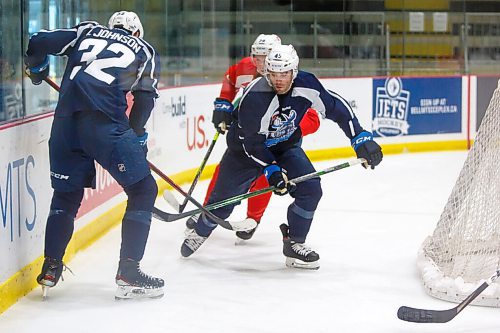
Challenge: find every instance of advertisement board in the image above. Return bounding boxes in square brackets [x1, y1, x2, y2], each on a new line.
[302, 77, 374, 152]
[0, 115, 52, 282]
[372, 76, 462, 137]
[147, 84, 225, 176]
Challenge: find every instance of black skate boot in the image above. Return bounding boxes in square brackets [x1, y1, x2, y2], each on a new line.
[181, 227, 208, 257]
[235, 218, 259, 241]
[37, 257, 64, 287]
[185, 214, 200, 234]
[115, 259, 165, 300]
[37, 257, 71, 299]
[280, 224, 320, 270]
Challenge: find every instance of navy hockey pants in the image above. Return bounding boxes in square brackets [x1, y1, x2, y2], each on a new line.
[49, 111, 150, 191]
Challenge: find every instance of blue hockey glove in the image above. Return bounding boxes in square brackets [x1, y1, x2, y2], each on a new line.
[351, 131, 383, 170]
[263, 164, 296, 196]
[25, 56, 49, 85]
[137, 132, 148, 156]
[212, 98, 234, 134]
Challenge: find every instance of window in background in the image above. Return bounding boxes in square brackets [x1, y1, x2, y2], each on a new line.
[23, 0, 55, 118]
[0, 0, 23, 123]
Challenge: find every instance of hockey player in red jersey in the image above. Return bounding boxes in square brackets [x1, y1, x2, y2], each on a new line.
[218, 34, 280, 103]
[191, 34, 320, 241]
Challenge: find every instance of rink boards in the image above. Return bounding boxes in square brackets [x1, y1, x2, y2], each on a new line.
[0, 74, 495, 313]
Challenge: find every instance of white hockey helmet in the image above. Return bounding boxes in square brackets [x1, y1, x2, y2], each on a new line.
[251, 34, 281, 56]
[108, 11, 144, 38]
[265, 44, 299, 80]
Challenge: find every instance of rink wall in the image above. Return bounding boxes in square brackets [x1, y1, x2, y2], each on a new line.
[0, 74, 487, 313]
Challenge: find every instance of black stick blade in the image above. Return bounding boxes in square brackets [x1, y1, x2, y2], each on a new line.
[397, 306, 456, 323]
[152, 207, 177, 222]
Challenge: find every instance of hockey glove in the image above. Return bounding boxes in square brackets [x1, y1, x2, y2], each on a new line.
[263, 164, 296, 196]
[212, 98, 234, 134]
[351, 131, 383, 169]
[25, 56, 49, 85]
[137, 132, 148, 157]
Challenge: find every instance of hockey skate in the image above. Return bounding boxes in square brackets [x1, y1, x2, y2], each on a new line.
[37, 257, 71, 300]
[115, 259, 164, 300]
[184, 213, 200, 235]
[181, 227, 208, 257]
[280, 224, 320, 270]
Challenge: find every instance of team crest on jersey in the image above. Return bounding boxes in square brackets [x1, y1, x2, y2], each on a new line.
[265, 108, 297, 147]
[374, 77, 410, 137]
[118, 163, 126, 172]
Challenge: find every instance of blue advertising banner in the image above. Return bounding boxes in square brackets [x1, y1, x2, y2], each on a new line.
[372, 77, 462, 137]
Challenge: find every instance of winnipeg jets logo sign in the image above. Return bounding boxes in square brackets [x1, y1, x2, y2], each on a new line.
[374, 77, 410, 137]
[265, 107, 297, 147]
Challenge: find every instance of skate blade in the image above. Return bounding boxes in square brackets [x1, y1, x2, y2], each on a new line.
[39, 279, 56, 301]
[285, 257, 320, 270]
[41, 285, 50, 301]
[115, 285, 164, 300]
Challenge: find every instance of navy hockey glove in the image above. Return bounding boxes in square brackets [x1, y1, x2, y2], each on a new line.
[351, 131, 383, 170]
[137, 132, 148, 157]
[212, 98, 234, 134]
[263, 164, 296, 196]
[25, 56, 49, 85]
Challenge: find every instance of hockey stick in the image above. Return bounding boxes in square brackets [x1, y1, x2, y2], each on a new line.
[43, 75, 61, 91]
[153, 157, 366, 222]
[162, 131, 219, 212]
[40, 77, 254, 232]
[148, 162, 255, 231]
[397, 270, 500, 323]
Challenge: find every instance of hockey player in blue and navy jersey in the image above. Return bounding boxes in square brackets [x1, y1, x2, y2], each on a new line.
[25, 11, 164, 299]
[181, 44, 383, 269]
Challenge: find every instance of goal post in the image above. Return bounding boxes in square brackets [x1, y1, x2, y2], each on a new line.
[417, 80, 500, 307]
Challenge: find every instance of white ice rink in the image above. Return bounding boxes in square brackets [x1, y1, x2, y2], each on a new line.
[1, 151, 499, 333]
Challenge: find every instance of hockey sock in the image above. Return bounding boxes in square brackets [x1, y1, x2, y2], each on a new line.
[44, 190, 83, 260]
[287, 203, 315, 243]
[120, 213, 151, 261]
[246, 175, 272, 222]
[194, 214, 218, 237]
[121, 175, 157, 261]
[203, 164, 221, 205]
[45, 210, 75, 260]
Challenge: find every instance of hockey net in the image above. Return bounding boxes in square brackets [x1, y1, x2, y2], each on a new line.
[417, 80, 500, 307]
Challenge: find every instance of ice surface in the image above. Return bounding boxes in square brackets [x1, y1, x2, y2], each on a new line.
[1, 151, 499, 333]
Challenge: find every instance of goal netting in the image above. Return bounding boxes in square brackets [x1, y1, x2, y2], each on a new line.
[417, 80, 500, 307]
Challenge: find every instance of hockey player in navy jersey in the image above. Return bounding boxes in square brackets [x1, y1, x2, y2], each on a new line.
[188, 34, 320, 242]
[25, 11, 164, 299]
[181, 44, 383, 269]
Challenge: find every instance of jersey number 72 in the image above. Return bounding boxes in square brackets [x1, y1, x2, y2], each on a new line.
[69, 38, 135, 84]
